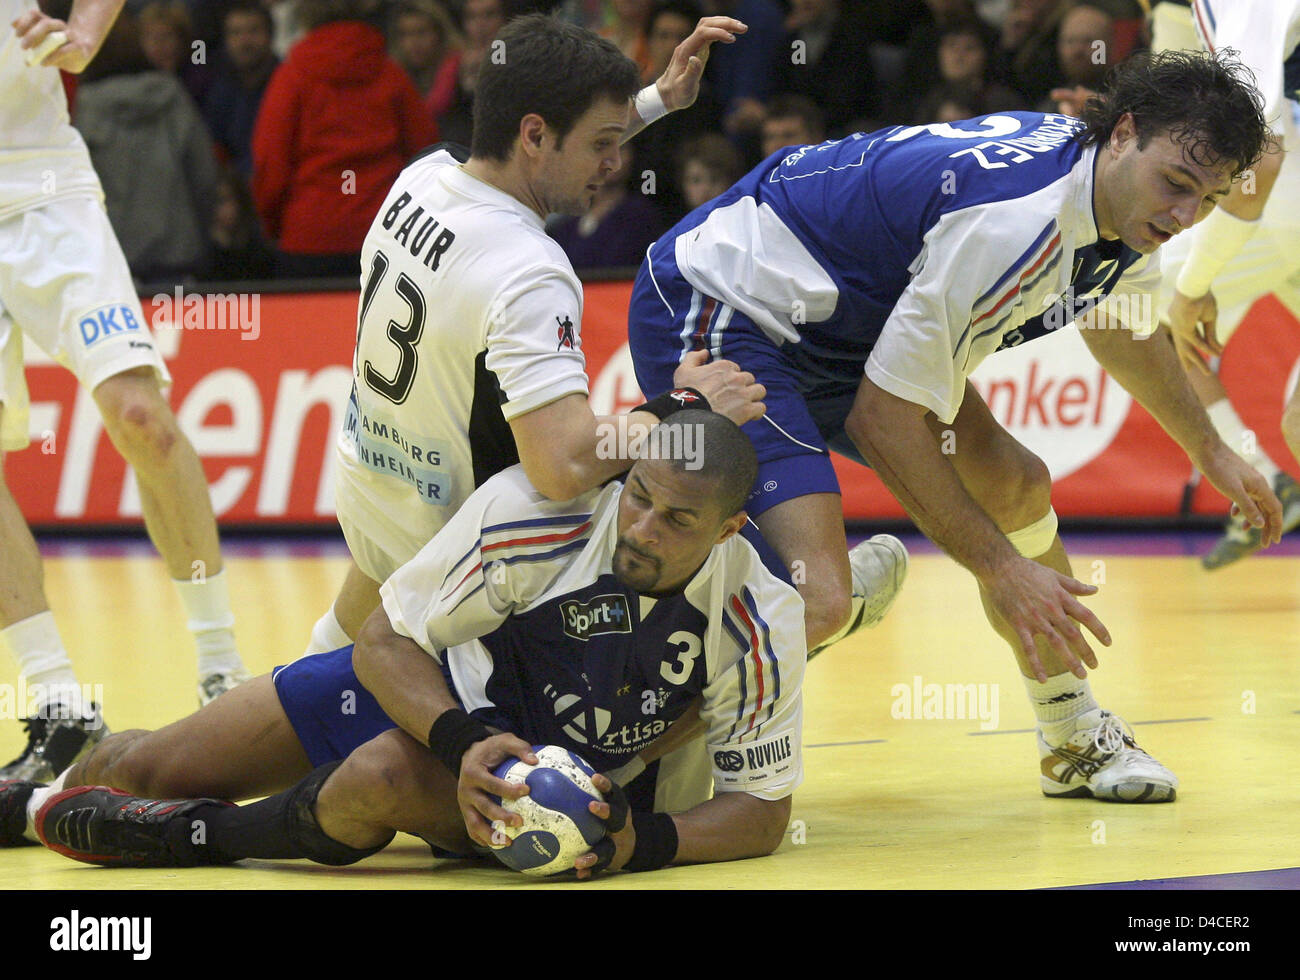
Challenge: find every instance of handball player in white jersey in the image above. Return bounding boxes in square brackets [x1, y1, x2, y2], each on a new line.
[1154, 0, 1300, 567]
[301, 13, 904, 664]
[0, 0, 249, 783]
[1057, 1, 1300, 567]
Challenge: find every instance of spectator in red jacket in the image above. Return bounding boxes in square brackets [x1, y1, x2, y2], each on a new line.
[252, 0, 439, 278]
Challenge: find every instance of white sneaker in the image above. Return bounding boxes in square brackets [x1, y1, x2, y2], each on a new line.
[1039, 709, 1178, 802]
[809, 534, 909, 658]
[198, 668, 252, 707]
[850, 534, 909, 629]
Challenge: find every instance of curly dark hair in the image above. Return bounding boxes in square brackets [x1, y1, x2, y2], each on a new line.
[1074, 48, 1270, 177]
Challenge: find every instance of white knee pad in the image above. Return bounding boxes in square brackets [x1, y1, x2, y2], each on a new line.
[1005, 508, 1059, 558]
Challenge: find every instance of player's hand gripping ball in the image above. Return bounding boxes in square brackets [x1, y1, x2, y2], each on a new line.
[488, 744, 606, 876]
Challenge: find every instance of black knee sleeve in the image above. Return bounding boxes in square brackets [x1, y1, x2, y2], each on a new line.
[283, 760, 396, 867]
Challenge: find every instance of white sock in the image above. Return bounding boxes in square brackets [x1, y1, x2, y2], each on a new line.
[172, 569, 244, 677]
[1024, 673, 1098, 746]
[1207, 398, 1282, 483]
[302, 605, 353, 657]
[24, 768, 70, 843]
[2, 612, 82, 715]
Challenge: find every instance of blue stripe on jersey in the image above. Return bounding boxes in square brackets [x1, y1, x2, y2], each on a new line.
[448, 579, 485, 615]
[954, 224, 1059, 358]
[969, 247, 1063, 347]
[442, 514, 595, 590]
[972, 219, 1057, 311]
[488, 537, 590, 567]
[442, 535, 592, 607]
[721, 610, 749, 657]
[481, 513, 593, 536]
[741, 586, 782, 731]
[728, 644, 749, 743]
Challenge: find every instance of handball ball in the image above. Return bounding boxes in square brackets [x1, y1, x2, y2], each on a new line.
[489, 744, 606, 876]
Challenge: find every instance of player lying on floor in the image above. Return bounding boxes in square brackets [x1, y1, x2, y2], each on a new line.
[0, 413, 810, 876]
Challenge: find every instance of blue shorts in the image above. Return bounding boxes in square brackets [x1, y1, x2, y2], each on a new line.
[628, 244, 865, 520]
[273, 646, 517, 769]
[272, 646, 398, 768]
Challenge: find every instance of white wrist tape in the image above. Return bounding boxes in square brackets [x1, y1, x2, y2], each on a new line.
[1006, 508, 1059, 559]
[1174, 206, 1260, 298]
[634, 83, 668, 126]
[24, 29, 67, 67]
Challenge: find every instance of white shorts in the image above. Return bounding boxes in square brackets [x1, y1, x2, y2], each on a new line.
[334, 459, 446, 585]
[1156, 163, 1300, 346]
[0, 195, 169, 452]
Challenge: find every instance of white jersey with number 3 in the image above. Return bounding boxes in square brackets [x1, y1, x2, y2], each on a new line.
[336, 148, 590, 581]
[380, 465, 806, 813]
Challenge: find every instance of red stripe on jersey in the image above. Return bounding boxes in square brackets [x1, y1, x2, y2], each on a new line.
[970, 231, 1061, 328]
[731, 594, 765, 731]
[694, 295, 716, 350]
[481, 521, 593, 554]
[1192, 1, 1215, 52]
[448, 521, 594, 597]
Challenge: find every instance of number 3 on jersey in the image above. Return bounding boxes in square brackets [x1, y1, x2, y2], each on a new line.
[662, 630, 702, 684]
[357, 249, 426, 404]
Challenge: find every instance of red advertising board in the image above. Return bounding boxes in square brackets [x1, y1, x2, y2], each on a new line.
[10, 283, 1299, 526]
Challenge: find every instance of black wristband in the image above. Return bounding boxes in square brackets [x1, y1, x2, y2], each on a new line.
[625, 811, 678, 873]
[634, 387, 711, 421]
[426, 709, 493, 775]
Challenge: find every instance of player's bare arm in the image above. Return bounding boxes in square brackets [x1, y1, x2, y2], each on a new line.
[510, 351, 764, 500]
[1080, 312, 1283, 543]
[351, 609, 536, 845]
[573, 777, 790, 879]
[846, 377, 1110, 682]
[623, 15, 746, 142]
[12, 0, 125, 72]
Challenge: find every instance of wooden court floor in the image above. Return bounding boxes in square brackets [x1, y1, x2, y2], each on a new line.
[4, 539, 1298, 891]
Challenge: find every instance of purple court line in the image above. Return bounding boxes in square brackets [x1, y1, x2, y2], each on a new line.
[36, 529, 1300, 560]
[1050, 867, 1300, 890]
[968, 717, 1211, 736]
[805, 739, 887, 748]
[38, 536, 351, 559]
[847, 530, 1300, 558]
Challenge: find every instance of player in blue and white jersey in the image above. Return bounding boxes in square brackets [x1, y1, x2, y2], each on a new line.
[5, 412, 804, 875]
[628, 49, 1282, 802]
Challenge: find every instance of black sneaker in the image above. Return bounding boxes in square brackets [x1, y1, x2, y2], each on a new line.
[0, 779, 45, 847]
[0, 705, 109, 782]
[36, 786, 237, 867]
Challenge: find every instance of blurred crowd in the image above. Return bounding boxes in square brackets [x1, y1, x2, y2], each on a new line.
[50, 0, 1148, 283]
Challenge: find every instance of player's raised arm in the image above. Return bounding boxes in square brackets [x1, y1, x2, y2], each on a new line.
[12, 0, 125, 72]
[623, 15, 747, 142]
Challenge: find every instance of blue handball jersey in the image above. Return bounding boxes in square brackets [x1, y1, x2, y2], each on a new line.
[379, 465, 806, 815]
[647, 112, 1162, 423]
